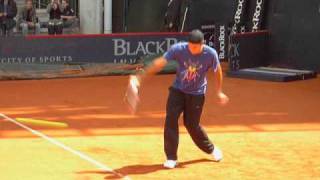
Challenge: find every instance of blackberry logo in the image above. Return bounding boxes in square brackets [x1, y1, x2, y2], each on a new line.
[252, 0, 263, 32]
[218, 26, 225, 59]
[113, 38, 178, 56]
[232, 0, 245, 34]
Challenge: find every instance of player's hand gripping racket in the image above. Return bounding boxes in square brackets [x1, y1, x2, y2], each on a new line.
[124, 75, 140, 114]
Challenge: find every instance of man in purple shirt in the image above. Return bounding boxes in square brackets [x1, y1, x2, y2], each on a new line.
[136, 29, 229, 169]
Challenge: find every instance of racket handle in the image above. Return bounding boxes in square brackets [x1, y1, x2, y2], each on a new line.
[130, 75, 140, 88]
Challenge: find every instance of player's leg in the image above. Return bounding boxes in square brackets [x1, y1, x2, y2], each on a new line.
[164, 87, 184, 163]
[183, 94, 222, 161]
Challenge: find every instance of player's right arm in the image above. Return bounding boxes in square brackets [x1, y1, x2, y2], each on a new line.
[136, 56, 168, 85]
[137, 43, 179, 85]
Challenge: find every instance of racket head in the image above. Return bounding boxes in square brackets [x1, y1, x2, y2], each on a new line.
[124, 75, 140, 114]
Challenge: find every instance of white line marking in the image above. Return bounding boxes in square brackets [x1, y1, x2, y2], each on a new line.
[0, 113, 130, 180]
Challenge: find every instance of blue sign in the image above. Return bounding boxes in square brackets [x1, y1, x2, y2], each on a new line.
[0, 33, 188, 65]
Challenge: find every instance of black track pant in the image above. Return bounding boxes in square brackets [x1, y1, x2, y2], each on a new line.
[164, 87, 214, 160]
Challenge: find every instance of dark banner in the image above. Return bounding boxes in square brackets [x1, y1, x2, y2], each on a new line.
[248, 0, 267, 32]
[229, 31, 269, 71]
[268, 0, 320, 72]
[0, 33, 188, 65]
[232, 0, 249, 34]
[201, 23, 228, 62]
[201, 23, 215, 48]
[214, 23, 228, 61]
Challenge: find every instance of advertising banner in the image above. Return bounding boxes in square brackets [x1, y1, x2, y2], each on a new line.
[0, 33, 188, 65]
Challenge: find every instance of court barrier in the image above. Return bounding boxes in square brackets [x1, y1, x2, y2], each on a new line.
[0, 33, 187, 80]
[227, 31, 317, 82]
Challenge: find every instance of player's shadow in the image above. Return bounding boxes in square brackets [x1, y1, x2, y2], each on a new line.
[77, 158, 213, 179]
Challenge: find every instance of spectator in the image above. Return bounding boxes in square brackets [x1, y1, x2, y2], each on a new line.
[19, 0, 40, 35]
[47, 0, 63, 35]
[0, 0, 17, 36]
[61, 0, 76, 30]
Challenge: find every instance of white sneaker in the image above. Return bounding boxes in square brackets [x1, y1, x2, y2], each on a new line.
[163, 160, 177, 169]
[212, 147, 223, 162]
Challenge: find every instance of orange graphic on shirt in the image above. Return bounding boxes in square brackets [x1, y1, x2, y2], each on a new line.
[182, 60, 203, 82]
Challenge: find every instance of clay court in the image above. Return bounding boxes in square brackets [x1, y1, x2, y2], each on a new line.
[1, 70, 319, 180]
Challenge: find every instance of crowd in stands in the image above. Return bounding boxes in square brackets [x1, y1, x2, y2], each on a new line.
[0, 0, 78, 36]
[0, 0, 17, 36]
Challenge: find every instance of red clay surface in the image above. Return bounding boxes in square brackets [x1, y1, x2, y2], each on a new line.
[1, 70, 320, 180]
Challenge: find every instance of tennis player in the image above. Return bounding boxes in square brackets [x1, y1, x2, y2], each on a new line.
[136, 29, 229, 169]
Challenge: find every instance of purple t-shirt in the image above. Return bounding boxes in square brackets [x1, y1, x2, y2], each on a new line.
[163, 42, 220, 95]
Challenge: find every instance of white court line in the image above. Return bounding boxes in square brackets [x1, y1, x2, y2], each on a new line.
[0, 113, 130, 180]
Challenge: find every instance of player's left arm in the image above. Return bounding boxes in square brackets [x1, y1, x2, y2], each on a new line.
[213, 59, 229, 105]
[213, 63, 223, 93]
